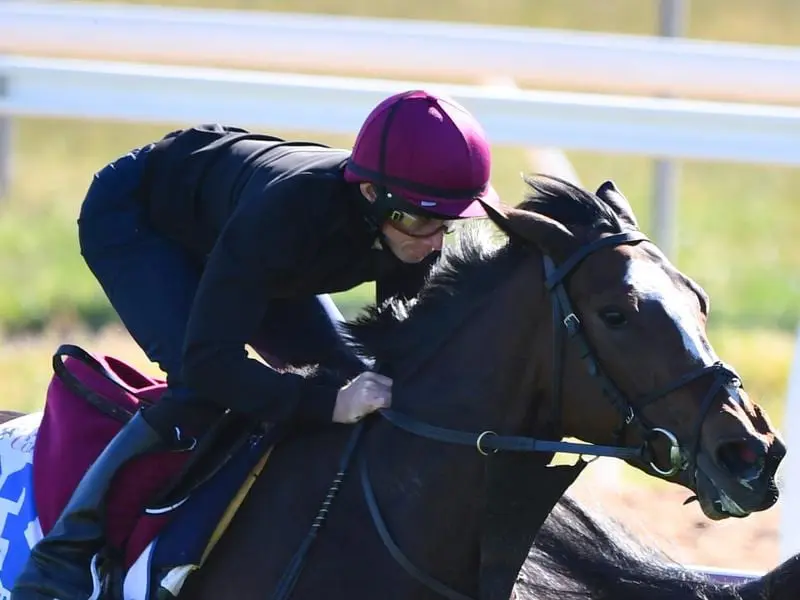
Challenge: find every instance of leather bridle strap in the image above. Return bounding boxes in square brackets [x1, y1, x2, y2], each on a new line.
[544, 231, 650, 291]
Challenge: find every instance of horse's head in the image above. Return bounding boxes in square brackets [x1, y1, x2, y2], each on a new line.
[483, 175, 785, 521]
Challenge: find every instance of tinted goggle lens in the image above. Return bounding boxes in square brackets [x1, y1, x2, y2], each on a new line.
[388, 210, 454, 237]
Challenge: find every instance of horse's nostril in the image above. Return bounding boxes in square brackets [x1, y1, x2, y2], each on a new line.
[716, 439, 766, 483]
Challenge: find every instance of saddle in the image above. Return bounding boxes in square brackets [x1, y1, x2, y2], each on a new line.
[34, 344, 277, 596]
[49, 343, 256, 511]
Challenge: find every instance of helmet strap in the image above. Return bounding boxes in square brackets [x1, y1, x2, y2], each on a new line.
[362, 96, 406, 233]
[365, 186, 395, 228]
[354, 91, 447, 243]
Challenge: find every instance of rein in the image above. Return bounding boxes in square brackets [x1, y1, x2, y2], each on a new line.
[270, 229, 743, 600]
[377, 408, 643, 460]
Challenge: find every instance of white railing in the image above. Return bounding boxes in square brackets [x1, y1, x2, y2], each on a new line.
[2, 0, 799, 255]
[1, 1, 800, 104]
[3, 56, 800, 166]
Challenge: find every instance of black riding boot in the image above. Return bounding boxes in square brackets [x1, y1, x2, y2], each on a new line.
[10, 410, 169, 600]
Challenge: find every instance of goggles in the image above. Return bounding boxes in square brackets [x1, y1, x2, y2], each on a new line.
[387, 208, 455, 238]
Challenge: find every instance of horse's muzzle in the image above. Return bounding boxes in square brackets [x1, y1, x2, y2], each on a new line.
[693, 436, 784, 520]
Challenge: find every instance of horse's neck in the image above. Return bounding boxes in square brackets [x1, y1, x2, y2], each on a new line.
[365, 261, 550, 595]
[391, 257, 550, 430]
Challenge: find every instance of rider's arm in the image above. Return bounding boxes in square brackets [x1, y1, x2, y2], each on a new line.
[181, 178, 340, 425]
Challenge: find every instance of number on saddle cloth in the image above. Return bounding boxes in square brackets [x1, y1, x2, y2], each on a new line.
[0, 425, 39, 598]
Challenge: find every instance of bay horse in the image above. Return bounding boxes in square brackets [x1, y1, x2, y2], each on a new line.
[170, 175, 784, 599]
[519, 492, 797, 600]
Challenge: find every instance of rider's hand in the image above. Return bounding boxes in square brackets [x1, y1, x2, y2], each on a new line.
[332, 371, 392, 424]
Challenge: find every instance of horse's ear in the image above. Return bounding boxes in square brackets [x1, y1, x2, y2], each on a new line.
[684, 275, 711, 316]
[480, 200, 575, 259]
[596, 180, 639, 229]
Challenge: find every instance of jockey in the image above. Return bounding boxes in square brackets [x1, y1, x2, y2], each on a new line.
[11, 90, 500, 599]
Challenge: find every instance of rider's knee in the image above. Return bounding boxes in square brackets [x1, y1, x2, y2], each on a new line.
[142, 388, 224, 441]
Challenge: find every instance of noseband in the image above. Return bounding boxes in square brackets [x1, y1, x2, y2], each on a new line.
[271, 229, 744, 600]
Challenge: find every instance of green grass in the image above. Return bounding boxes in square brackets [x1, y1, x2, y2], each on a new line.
[0, 115, 796, 431]
[1, 325, 793, 424]
[2, 117, 798, 333]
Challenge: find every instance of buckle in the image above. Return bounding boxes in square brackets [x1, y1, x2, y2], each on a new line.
[562, 313, 581, 335]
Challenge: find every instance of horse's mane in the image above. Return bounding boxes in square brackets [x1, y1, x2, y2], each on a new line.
[343, 219, 511, 368]
[515, 174, 625, 234]
[343, 174, 626, 368]
[517, 495, 739, 600]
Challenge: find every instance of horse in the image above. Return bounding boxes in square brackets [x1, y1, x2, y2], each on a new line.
[518, 492, 798, 600]
[171, 175, 784, 599]
[3, 174, 786, 600]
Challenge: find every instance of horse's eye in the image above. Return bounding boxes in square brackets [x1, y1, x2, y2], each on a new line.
[599, 308, 628, 328]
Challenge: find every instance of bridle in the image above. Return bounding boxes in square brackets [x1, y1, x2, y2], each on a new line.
[541, 230, 743, 478]
[374, 230, 743, 477]
[270, 229, 744, 600]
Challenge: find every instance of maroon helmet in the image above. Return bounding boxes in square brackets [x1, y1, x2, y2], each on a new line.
[344, 90, 500, 224]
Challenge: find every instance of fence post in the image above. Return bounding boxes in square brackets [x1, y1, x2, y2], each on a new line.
[780, 325, 800, 561]
[651, 0, 687, 260]
[0, 57, 11, 200]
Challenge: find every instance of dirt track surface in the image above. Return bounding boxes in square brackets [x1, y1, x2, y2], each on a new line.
[566, 461, 782, 574]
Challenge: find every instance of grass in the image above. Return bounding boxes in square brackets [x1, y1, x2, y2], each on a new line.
[1, 324, 793, 431]
[2, 118, 798, 334]
[0, 118, 796, 425]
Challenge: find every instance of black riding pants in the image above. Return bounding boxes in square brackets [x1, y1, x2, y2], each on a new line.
[77, 144, 360, 439]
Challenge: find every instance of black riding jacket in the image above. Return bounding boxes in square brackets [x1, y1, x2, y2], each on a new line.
[140, 124, 439, 425]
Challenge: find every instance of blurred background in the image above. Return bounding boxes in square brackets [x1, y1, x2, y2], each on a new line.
[1, 0, 798, 576]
